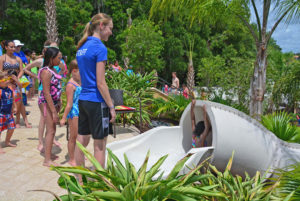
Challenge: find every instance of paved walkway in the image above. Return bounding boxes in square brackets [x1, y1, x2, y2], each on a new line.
[0, 97, 138, 201]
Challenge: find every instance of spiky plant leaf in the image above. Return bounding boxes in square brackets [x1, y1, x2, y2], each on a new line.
[76, 141, 104, 171]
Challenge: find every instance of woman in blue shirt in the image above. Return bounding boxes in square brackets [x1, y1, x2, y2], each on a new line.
[75, 13, 116, 169]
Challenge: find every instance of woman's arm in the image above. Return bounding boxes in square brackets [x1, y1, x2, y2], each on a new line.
[10, 75, 22, 89]
[58, 61, 66, 75]
[0, 56, 4, 71]
[96, 61, 116, 123]
[9, 85, 17, 114]
[24, 58, 43, 79]
[41, 69, 59, 122]
[16, 57, 24, 79]
[60, 83, 74, 126]
[200, 105, 211, 147]
[191, 99, 196, 132]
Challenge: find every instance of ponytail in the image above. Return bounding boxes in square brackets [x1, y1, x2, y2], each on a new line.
[77, 13, 112, 50]
[77, 22, 93, 50]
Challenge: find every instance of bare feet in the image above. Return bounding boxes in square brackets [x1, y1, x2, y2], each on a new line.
[5, 142, 17, 147]
[43, 160, 59, 167]
[37, 144, 44, 153]
[53, 140, 62, 148]
[68, 160, 76, 166]
[25, 123, 32, 128]
[16, 124, 20, 128]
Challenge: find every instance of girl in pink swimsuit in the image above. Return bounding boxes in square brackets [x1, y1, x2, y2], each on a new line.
[38, 47, 62, 167]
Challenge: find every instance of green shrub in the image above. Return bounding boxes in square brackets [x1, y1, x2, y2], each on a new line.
[261, 111, 300, 143]
[106, 70, 156, 127]
[44, 143, 286, 201]
[274, 163, 300, 200]
[50, 142, 227, 200]
[209, 92, 249, 114]
[151, 95, 190, 122]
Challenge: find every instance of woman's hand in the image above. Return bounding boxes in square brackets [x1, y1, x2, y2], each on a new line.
[110, 108, 116, 123]
[60, 117, 66, 127]
[10, 74, 18, 82]
[53, 112, 59, 123]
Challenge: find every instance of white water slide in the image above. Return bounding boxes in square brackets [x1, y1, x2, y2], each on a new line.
[107, 100, 300, 178]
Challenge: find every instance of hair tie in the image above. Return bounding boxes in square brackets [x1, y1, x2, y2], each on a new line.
[89, 21, 92, 25]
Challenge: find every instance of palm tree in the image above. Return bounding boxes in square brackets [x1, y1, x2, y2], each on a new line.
[45, 0, 58, 43]
[185, 36, 195, 97]
[150, 0, 300, 120]
[123, 8, 133, 68]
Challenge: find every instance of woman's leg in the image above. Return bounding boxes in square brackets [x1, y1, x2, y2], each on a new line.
[15, 101, 21, 128]
[68, 117, 78, 166]
[0, 134, 4, 154]
[37, 110, 45, 152]
[5, 129, 16, 147]
[40, 104, 57, 167]
[94, 137, 107, 168]
[75, 135, 90, 167]
[20, 102, 32, 128]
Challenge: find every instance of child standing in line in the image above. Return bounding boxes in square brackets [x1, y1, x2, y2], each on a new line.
[60, 60, 81, 166]
[38, 47, 62, 166]
[0, 71, 17, 153]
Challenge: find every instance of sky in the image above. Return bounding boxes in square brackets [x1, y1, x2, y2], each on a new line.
[250, 2, 300, 53]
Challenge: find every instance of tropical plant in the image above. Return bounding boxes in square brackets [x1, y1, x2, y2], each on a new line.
[43, 144, 285, 200]
[209, 92, 249, 115]
[271, 58, 300, 112]
[261, 111, 300, 142]
[196, 153, 278, 200]
[58, 77, 69, 119]
[151, 95, 191, 122]
[118, 19, 165, 73]
[273, 163, 300, 201]
[49, 142, 227, 200]
[106, 70, 156, 127]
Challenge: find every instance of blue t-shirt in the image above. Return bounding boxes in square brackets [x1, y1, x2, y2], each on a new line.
[76, 36, 107, 102]
[0, 46, 3, 56]
[14, 51, 28, 65]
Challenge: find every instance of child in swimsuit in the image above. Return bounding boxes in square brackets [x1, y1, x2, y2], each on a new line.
[38, 47, 62, 167]
[191, 99, 211, 148]
[0, 71, 17, 153]
[60, 60, 81, 166]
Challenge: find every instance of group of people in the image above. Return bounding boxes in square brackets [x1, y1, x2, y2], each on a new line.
[0, 13, 116, 170]
[163, 72, 190, 99]
[0, 12, 210, 175]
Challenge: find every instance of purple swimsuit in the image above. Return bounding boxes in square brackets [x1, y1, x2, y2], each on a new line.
[38, 66, 62, 107]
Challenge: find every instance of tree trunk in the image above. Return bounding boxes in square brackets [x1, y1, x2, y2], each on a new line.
[123, 9, 132, 68]
[249, 42, 267, 120]
[45, 0, 58, 43]
[186, 55, 195, 98]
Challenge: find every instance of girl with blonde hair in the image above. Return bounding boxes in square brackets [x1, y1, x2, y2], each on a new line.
[75, 13, 116, 168]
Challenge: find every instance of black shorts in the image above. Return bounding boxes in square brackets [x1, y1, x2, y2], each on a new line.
[78, 100, 110, 139]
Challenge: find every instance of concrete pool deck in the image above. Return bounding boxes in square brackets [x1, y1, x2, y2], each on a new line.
[0, 97, 138, 201]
